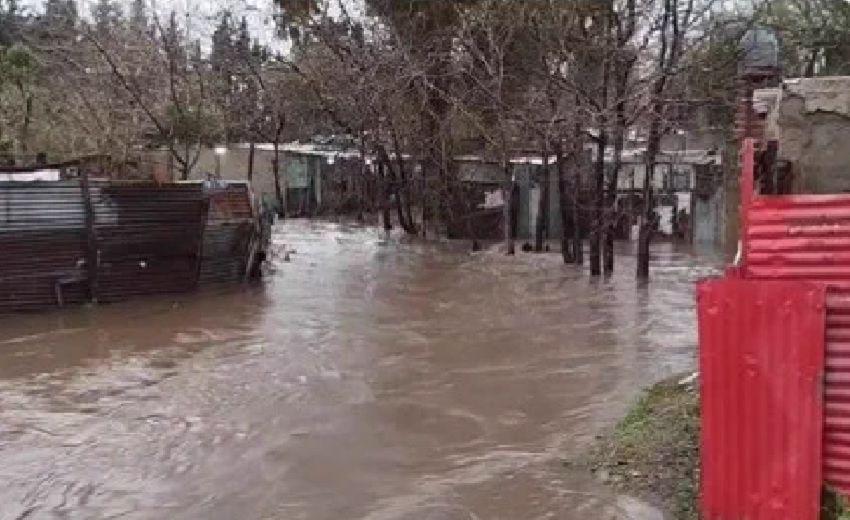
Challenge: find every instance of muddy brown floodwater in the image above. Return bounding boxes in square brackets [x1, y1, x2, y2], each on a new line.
[0, 220, 721, 520]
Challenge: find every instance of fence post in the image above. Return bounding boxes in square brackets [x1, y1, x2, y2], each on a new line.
[79, 170, 99, 302]
[194, 193, 210, 288]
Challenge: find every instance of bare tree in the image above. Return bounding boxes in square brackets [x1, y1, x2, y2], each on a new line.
[637, 0, 699, 279]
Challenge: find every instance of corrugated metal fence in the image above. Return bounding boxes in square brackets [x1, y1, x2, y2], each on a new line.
[698, 278, 825, 519]
[0, 179, 259, 313]
[92, 182, 208, 302]
[0, 181, 88, 310]
[738, 137, 850, 495]
[200, 184, 255, 284]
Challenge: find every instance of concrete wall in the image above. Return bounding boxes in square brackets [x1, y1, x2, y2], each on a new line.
[766, 77, 850, 193]
[661, 128, 726, 153]
[694, 187, 724, 244]
[145, 146, 330, 211]
[457, 160, 504, 183]
[511, 163, 564, 241]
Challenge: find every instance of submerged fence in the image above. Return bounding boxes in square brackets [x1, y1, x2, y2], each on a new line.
[0, 179, 261, 313]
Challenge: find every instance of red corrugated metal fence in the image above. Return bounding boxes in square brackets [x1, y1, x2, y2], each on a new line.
[739, 138, 850, 494]
[698, 278, 825, 519]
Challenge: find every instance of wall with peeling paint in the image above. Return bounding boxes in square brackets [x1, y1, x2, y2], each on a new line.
[764, 77, 850, 193]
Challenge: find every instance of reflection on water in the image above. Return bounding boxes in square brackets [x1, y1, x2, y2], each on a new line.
[0, 220, 720, 519]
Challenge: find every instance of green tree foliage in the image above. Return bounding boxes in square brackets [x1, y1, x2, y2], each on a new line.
[273, 0, 319, 43]
[92, 0, 122, 33]
[210, 11, 266, 143]
[41, 0, 77, 32]
[0, 43, 34, 86]
[760, 0, 850, 76]
[0, 43, 34, 152]
[0, 0, 21, 46]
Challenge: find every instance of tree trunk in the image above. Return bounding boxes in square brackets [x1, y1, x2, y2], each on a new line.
[423, 61, 453, 232]
[390, 128, 418, 234]
[20, 91, 31, 157]
[385, 160, 414, 234]
[636, 171, 653, 279]
[459, 183, 480, 251]
[420, 175, 428, 238]
[502, 160, 515, 255]
[167, 144, 175, 180]
[403, 186, 416, 234]
[182, 141, 191, 180]
[604, 55, 630, 275]
[590, 48, 610, 276]
[590, 133, 606, 275]
[247, 141, 255, 183]
[534, 143, 550, 253]
[571, 100, 584, 266]
[379, 161, 392, 232]
[573, 189, 584, 264]
[604, 101, 626, 275]
[555, 141, 575, 264]
[382, 156, 412, 233]
[376, 145, 415, 234]
[357, 136, 367, 222]
[637, 0, 689, 279]
[272, 140, 285, 217]
[638, 103, 662, 279]
[393, 173, 408, 232]
[602, 0, 637, 275]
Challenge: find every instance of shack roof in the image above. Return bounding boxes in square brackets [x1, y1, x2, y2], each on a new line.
[222, 142, 719, 167]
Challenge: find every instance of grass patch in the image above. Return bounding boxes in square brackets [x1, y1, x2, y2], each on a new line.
[824, 489, 850, 520]
[590, 375, 700, 519]
[590, 377, 849, 519]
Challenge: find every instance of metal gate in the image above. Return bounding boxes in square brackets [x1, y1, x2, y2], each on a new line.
[698, 277, 825, 519]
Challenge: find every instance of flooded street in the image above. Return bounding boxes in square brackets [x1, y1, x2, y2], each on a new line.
[0, 220, 719, 520]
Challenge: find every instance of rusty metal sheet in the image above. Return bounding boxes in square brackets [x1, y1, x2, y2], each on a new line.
[0, 180, 259, 313]
[0, 181, 88, 311]
[698, 278, 825, 519]
[90, 182, 207, 302]
[199, 184, 255, 285]
[207, 184, 253, 221]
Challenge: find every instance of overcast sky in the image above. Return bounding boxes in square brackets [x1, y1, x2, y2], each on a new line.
[20, 0, 284, 47]
[19, 0, 365, 53]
